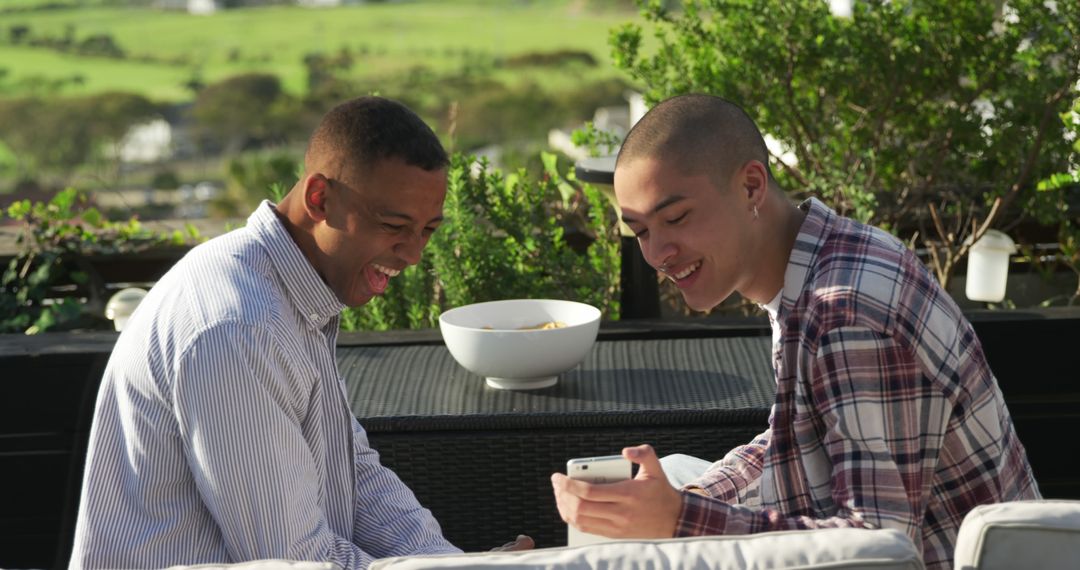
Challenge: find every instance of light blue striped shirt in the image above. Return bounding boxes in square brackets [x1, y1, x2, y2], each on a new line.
[70, 201, 460, 569]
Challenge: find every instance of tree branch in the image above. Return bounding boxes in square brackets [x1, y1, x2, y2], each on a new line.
[782, 35, 824, 177]
[770, 149, 811, 188]
[969, 73, 1079, 256]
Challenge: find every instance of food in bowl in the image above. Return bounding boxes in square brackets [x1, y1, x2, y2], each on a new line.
[520, 321, 567, 330]
[481, 321, 568, 331]
[439, 299, 600, 390]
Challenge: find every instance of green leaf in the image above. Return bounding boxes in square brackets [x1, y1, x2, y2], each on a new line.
[50, 188, 78, 216]
[1037, 172, 1080, 192]
[81, 208, 102, 227]
[6, 200, 31, 219]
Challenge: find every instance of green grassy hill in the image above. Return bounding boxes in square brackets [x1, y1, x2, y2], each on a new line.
[0, 1, 639, 101]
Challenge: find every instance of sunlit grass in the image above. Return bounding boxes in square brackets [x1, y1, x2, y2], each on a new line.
[0, 46, 193, 100]
[0, 1, 640, 102]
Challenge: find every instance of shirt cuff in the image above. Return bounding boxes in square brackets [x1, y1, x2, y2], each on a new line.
[688, 469, 741, 503]
[682, 485, 711, 497]
[674, 489, 732, 537]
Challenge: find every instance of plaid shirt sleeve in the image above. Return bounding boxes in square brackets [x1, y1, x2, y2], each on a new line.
[676, 326, 949, 545]
[686, 429, 771, 503]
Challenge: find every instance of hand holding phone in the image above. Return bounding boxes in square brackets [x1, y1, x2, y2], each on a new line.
[565, 454, 632, 547]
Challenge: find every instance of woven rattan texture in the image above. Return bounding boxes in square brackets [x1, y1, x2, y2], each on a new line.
[341, 337, 775, 431]
[340, 337, 776, 551]
[367, 423, 768, 552]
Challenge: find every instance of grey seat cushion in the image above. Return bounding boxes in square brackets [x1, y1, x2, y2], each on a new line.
[371, 527, 923, 570]
[953, 500, 1080, 570]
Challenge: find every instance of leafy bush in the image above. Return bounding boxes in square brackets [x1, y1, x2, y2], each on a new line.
[2, 155, 618, 334]
[1033, 93, 1080, 305]
[189, 74, 307, 155]
[150, 169, 180, 190]
[611, 0, 1079, 288]
[346, 65, 629, 161]
[342, 152, 621, 331]
[503, 50, 598, 69]
[75, 33, 124, 59]
[8, 25, 31, 43]
[216, 150, 300, 217]
[572, 121, 623, 158]
[0, 92, 159, 184]
[1, 188, 202, 333]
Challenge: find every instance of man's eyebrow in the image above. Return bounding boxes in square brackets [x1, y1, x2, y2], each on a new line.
[380, 210, 444, 225]
[620, 195, 688, 225]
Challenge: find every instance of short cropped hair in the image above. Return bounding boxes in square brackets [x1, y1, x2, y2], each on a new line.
[617, 94, 772, 187]
[306, 96, 448, 174]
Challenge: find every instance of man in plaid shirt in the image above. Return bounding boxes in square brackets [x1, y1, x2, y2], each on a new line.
[551, 94, 1040, 569]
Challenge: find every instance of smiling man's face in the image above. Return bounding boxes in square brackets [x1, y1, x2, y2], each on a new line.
[614, 156, 756, 312]
[312, 157, 446, 307]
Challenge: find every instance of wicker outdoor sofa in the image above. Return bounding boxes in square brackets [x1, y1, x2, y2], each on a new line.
[159, 500, 1080, 569]
[1, 311, 1078, 569]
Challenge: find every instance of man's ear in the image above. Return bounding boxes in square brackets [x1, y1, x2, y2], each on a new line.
[741, 160, 769, 208]
[302, 173, 331, 223]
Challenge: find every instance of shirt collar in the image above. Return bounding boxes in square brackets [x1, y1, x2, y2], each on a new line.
[761, 288, 782, 320]
[777, 197, 837, 318]
[246, 200, 345, 329]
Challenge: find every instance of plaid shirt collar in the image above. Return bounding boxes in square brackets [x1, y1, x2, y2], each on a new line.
[778, 197, 837, 325]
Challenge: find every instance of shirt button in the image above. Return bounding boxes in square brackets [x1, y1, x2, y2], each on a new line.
[309, 313, 319, 321]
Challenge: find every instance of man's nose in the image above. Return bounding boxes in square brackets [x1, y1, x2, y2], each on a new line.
[641, 235, 676, 271]
[395, 232, 425, 266]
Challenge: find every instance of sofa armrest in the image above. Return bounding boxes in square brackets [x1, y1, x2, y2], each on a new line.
[954, 500, 1080, 570]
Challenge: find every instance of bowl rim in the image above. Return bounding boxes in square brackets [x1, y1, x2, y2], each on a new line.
[439, 298, 601, 333]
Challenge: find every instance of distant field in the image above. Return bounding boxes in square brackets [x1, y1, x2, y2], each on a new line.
[0, 1, 640, 101]
[0, 0, 94, 9]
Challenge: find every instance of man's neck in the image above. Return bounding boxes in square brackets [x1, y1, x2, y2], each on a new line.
[274, 190, 326, 283]
[741, 193, 807, 304]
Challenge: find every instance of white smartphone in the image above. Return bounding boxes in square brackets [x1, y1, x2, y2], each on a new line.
[565, 454, 633, 547]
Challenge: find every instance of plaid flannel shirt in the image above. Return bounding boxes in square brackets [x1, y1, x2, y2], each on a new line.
[678, 198, 1040, 569]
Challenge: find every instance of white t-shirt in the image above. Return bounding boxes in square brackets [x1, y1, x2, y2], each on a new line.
[762, 289, 783, 354]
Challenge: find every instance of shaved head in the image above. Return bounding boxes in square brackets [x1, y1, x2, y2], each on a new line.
[617, 94, 772, 190]
[305, 96, 447, 180]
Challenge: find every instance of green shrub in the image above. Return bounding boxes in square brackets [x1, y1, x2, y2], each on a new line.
[189, 73, 304, 154]
[75, 33, 124, 59]
[1, 187, 202, 334]
[611, 0, 1079, 289]
[150, 169, 180, 190]
[342, 152, 621, 331]
[1033, 94, 1080, 306]
[503, 50, 598, 69]
[217, 150, 300, 216]
[0, 92, 159, 184]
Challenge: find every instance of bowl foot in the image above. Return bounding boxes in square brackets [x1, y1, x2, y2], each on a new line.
[485, 376, 558, 390]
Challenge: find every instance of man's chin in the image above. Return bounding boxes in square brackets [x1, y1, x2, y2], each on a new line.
[338, 288, 376, 308]
[682, 292, 726, 313]
[347, 295, 375, 308]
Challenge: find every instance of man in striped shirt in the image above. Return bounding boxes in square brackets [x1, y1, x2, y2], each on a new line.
[71, 97, 484, 568]
[551, 94, 1040, 568]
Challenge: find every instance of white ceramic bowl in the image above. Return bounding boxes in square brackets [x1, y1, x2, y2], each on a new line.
[439, 299, 601, 390]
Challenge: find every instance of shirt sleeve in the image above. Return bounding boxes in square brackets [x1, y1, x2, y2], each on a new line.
[173, 322, 376, 569]
[675, 326, 949, 552]
[348, 417, 462, 558]
[686, 429, 771, 503]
